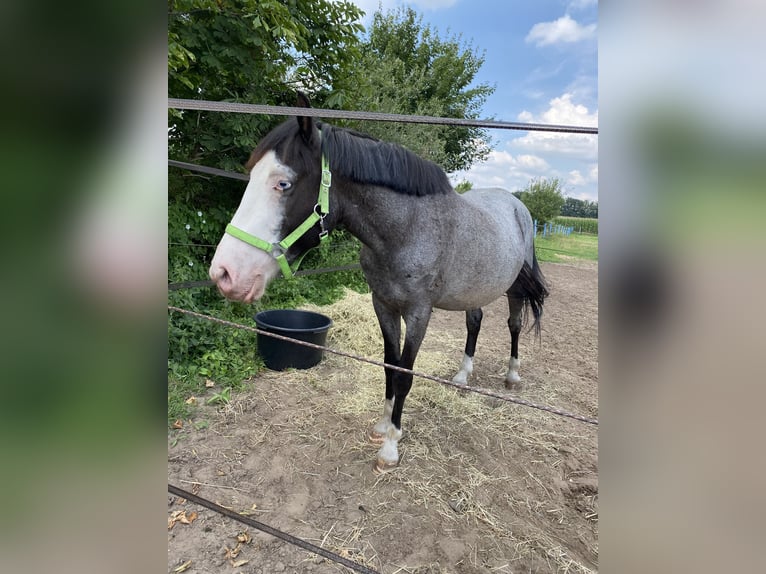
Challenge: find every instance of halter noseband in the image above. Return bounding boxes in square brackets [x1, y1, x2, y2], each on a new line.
[224, 131, 331, 280]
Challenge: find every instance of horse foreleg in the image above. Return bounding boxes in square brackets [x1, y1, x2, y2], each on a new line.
[368, 398, 394, 444]
[368, 294, 401, 445]
[373, 304, 431, 474]
[452, 308, 483, 385]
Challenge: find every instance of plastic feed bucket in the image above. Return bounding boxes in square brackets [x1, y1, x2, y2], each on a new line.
[254, 310, 333, 371]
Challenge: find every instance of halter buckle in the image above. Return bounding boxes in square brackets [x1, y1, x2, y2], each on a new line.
[321, 168, 332, 189]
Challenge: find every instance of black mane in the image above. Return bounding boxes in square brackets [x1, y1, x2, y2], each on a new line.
[319, 123, 453, 197]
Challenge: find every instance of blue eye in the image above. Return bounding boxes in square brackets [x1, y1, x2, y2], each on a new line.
[276, 181, 292, 191]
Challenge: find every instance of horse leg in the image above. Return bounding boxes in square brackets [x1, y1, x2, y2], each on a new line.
[452, 308, 483, 385]
[368, 293, 402, 445]
[374, 303, 432, 474]
[505, 292, 525, 389]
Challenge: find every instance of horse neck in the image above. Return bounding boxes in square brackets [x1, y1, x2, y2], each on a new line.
[330, 180, 424, 252]
[330, 179, 460, 257]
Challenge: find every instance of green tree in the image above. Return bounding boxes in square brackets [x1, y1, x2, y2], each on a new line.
[168, 0, 364, 173]
[340, 6, 494, 173]
[561, 196, 598, 218]
[454, 180, 473, 193]
[518, 178, 566, 224]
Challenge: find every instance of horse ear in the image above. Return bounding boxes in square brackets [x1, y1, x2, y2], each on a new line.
[296, 91, 311, 108]
[295, 92, 314, 143]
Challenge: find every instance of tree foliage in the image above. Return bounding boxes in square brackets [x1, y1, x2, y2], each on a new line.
[561, 196, 598, 218]
[454, 180, 473, 194]
[518, 178, 566, 224]
[340, 6, 494, 173]
[168, 1, 494, 186]
[168, 0, 364, 172]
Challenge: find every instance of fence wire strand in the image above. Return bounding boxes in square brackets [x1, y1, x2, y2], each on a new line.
[169, 159, 250, 181]
[168, 305, 598, 426]
[168, 98, 598, 134]
[168, 484, 380, 574]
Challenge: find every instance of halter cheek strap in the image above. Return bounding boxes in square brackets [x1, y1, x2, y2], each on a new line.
[224, 131, 331, 280]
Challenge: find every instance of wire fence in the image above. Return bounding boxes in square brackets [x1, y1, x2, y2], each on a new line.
[168, 483, 380, 574]
[168, 98, 598, 134]
[169, 158, 249, 181]
[168, 305, 598, 426]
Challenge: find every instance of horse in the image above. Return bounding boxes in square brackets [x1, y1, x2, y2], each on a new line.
[209, 94, 549, 473]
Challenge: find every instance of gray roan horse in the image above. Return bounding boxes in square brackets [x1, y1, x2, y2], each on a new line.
[209, 95, 548, 473]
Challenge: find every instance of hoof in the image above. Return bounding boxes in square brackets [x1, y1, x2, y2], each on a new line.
[451, 374, 468, 386]
[372, 457, 399, 475]
[367, 428, 385, 445]
[504, 379, 523, 391]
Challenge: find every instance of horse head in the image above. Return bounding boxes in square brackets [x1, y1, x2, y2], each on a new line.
[209, 93, 324, 302]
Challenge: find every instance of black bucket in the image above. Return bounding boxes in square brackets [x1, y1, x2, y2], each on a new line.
[254, 310, 333, 371]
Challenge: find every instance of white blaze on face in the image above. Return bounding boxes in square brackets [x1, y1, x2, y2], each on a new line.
[209, 151, 294, 303]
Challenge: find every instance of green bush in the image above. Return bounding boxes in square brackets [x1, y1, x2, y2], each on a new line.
[168, 189, 368, 424]
[518, 178, 566, 224]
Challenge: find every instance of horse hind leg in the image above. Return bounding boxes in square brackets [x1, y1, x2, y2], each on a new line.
[452, 308, 483, 385]
[505, 254, 548, 389]
[505, 294, 524, 389]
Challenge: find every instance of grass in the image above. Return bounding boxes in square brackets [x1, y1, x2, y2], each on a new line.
[535, 232, 598, 263]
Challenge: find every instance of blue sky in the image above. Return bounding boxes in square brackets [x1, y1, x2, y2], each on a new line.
[345, 0, 599, 201]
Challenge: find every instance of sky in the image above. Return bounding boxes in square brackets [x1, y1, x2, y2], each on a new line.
[344, 0, 599, 201]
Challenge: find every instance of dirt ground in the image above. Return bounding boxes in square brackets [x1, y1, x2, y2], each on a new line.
[168, 260, 598, 573]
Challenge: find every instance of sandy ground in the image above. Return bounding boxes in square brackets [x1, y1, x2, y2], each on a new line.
[168, 260, 598, 573]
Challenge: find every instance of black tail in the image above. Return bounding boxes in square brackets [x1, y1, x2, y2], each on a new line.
[513, 251, 549, 338]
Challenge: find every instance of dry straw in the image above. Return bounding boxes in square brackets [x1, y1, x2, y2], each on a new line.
[292, 290, 597, 572]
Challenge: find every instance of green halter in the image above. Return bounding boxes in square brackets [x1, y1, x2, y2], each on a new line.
[224, 131, 331, 279]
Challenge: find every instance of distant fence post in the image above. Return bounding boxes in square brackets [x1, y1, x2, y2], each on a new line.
[534, 219, 538, 237]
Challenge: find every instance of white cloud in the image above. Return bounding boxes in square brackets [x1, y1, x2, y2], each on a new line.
[525, 14, 596, 47]
[513, 93, 598, 160]
[452, 147, 598, 201]
[517, 154, 550, 171]
[567, 170, 586, 186]
[563, 73, 598, 104]
[450, 149, 551, 191]
[521, 92, 598, 126]
[452, 94, 598, 198]
[563, 163, 598, 201]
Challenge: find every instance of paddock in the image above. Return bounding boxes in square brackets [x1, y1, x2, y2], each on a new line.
[168, 259, 598, 573]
